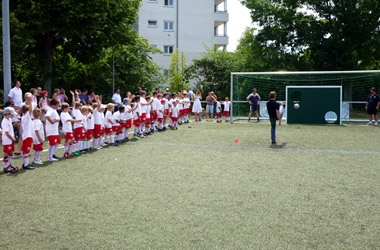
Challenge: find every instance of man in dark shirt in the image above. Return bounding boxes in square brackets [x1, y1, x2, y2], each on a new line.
[246, 88, 261, 122]
[79, 89, 89, 105]
[365, 87, 380, 126]
[266, 91, 282, 144]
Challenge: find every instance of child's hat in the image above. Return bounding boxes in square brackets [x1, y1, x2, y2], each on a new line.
[100, 104, 107, 109]
[161, 99, 165, 103]
[3, 107, 17, 116]
[123, 98, 129, 104]
[41, 90, 47, 95]
[157, 93, 163, 97]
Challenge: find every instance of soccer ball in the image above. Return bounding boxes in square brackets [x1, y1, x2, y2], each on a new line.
[294, 103, 300, 109]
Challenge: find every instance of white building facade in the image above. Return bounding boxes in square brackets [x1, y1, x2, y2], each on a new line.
[136, 0, 229, 70]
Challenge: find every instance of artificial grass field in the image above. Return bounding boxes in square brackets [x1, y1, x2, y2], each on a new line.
[1, 120, 380, 249]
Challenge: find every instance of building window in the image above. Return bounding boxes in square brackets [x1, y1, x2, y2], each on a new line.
[164, 21, 174, 31]
[164, 0, 174, 6]
[151, 44, 157, 48]
[148, 20, 157, 27]
[164, 45, 174, 54]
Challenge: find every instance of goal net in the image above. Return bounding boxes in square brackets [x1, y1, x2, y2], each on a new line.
[230, 71, 380, 123]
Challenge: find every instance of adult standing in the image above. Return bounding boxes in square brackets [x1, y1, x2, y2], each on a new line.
[187, 88, 194, 101]
[247, 88, 261, 122]
[135, 87, 142, 96]
[8, 81, 23, 108]
[58, 87, 69, 104]
[79, 89, 89, 105]
[266, 91, 282, 144]
[165, 88, 172, 100]
[205, 92, 217, 121]
[212, 92, 218, 118]
[112, 88, 122, 106]
[192, 90, 202, 122]
[365, 87, 380, 126]
[88, 90, 96, 105]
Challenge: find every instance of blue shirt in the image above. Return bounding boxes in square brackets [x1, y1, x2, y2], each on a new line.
[367, 94, 380, 108]
[247, 93, 261, 106]
[79, 94, 89, 104]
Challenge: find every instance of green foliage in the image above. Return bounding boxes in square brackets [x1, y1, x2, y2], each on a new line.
[240, 0, 380, 71]
[1, 0, 162, 100]
[168, 49, 188, 93]
[185, 47, 240, 98]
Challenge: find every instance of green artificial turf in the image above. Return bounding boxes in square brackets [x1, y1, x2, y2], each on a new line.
[1, 120, 380, 249]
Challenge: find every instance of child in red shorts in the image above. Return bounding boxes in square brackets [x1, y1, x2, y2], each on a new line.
[21, 99, 35, 170]
[61, 102, 82, 157]
[72, 102, 84, 155]
[2, 107, 19, 173]
[45, 98, 61, 162]
[32, 108, 44, 165]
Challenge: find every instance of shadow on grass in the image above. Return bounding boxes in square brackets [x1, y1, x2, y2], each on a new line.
[270, 142, 287, 149]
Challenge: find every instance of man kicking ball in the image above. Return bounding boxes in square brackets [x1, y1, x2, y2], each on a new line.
[247, 88, 261, 122]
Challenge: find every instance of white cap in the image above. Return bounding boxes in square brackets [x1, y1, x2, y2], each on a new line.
[101, 104, 107, 109]
[3, 107, 17, 116]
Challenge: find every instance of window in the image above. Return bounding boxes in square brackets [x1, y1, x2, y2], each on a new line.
[164, 21, 174, 31]
[151, 44, 157, 48]
[164, 0, 174, 6]
[148, 20, 157, 27]
[164, 45, 174, 54]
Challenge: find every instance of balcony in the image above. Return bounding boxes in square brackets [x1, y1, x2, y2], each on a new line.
[214, 35, 229, 46]
[214, 11, 229, 24]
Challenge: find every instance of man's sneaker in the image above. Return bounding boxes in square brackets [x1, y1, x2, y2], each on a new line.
[53, 155, 61, 160]
[23, 164, 35, 170]
[33, 160, 43, 165]
[4, 166, 18, 173]
[272, 141, 277, 144]
[48, 158, 59, 162]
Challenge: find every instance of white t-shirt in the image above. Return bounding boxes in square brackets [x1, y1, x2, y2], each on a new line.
[93, 109, 102, 125]
[171, 106, 179, 118]
[72, 109, 83, 129]
[105, 110, 113, 128]
[183, 97, 190, 109]
[1, 117, 14, 145]
[112, 111, 121, 126]
[125, 105, 133, 120]
[157, 103, 164, 119]
[112, 93, 122, 105]
[32, 119, 45, 145]
[132, 103, 140, 120]
[178, 99, 184, 110]
[100, 112, 105, 128]
[164, 98, 169, 109]
[87, 113, 94, 130]
[140, 97, 147, 113]
[21, 112, 34, 139]
[168, 99, 174, 109]
[60, 112, 73, 133]
[20, 102, 37, 111]
[224, 101, 231, 112]
[45, 107, 59, 136]
[152, 97, 158, 111]
[8, 87, 23, 108]
[216, 102, 222, 113]
[82, 115, 87, 131]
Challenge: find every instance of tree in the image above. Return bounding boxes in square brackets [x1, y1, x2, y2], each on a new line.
[8, 0, 141, 93]
[185, 47, 240, 98]
[240, 0, 380, 70]
[168, 49, 188, 93]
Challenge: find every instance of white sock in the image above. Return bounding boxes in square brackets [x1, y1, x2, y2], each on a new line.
[111, 135, 115, 143]
[37, 151, 42, 161]
[124, 129, 129, 139]
[3, 156, 10, 169]
[134, 127, 138, 136]
[33, 151, 38, 161]
[48, 146, 54, 159]
[64, 144, 69, 154]
[23, 154, 29, 166]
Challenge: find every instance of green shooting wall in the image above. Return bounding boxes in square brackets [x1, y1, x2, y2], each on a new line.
[286, 86, 342, 125]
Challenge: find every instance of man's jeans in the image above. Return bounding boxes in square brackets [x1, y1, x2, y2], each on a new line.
[270, 118, 277, 142]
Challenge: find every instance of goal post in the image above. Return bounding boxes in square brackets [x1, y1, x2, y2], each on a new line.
[230, 71, 380, 123]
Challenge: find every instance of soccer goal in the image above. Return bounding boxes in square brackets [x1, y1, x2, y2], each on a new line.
[230, 71, 380, 123]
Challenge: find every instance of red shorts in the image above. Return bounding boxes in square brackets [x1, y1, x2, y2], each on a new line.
[216, 112, 222, 117]
[94, 124, 102, 139]
[120, 123, 126, 129]
[64, 132, 74, 141]
[224, 111, 230, 117]
[21, 137, 33, 154]
[153, 111, 158, 120]
[141, 113, 146, 123]
[101, 128, 105, 135]
[33, 142, 44, 151]
[3, 143, 15, 153]
[86, 129, 94, 139]
[158, 118, 163, 123]
[164, 109, 169, 118]
[172, 117, 178, 122]
[48, 135, 61, 146]
[105, 127, 113, 134]
[133, 119, 140, 127]
[179, 110, 184, 116]
[74, 127, 84, 140]
[125, 120, 132, 129]
[184, 108, 190, 114]
[112, 125, 121, 133]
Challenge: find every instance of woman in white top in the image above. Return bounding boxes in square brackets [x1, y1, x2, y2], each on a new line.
[192, 90, 202, 122]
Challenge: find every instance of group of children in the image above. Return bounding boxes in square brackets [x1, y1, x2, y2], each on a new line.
[2, 90, 232, 173]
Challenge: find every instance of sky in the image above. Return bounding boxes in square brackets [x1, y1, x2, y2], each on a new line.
[227, 0, 252, 52]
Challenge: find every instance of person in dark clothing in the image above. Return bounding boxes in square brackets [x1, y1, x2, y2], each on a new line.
[266, 91, 282, 144]
[365, 87, 380, 126]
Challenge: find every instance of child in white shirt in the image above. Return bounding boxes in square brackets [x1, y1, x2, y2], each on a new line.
[216, 98, 222, 123]
[2, 107, 18, 173]
[104, 103, 116, 145]
[45, 98, 61, 162]
[32, 108, 45, 164]
[60, 102, 82, 157]
[223, 97, 231, 122]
